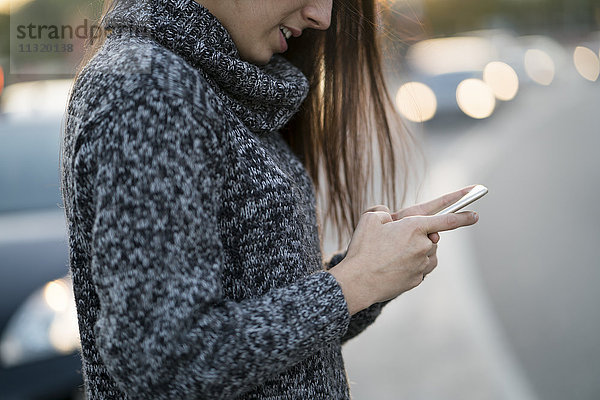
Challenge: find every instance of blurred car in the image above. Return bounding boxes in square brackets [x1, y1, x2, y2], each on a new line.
[0, 80, 84, 400]
[394, 31, 524, 122]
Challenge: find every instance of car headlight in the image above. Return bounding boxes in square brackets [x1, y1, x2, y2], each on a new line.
[456, 78, 496, 119]
[0, 276, 81, 368]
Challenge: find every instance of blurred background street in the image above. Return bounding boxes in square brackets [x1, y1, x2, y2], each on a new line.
[330, 1, 600, 399]
[1, 0, 599, 398]
[338, 59, 600, 400]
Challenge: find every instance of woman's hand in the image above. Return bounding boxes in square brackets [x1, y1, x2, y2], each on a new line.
[329, 186, 479, 315]
[364, 185, 475, 243]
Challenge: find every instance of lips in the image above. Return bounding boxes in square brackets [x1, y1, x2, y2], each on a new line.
[279, 28, 288, 52]
[283, 25, 302, 38]
[280, 25, 293, 40]
[276, 25, 301, 53]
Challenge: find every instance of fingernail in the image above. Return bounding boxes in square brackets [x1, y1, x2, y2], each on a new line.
[473, 212, 479, 221]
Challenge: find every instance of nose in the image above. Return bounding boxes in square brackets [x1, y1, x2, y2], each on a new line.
[302, 0, 332, 31]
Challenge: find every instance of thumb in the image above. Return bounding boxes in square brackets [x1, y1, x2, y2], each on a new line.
[366, 210, 394, 224]
[364, 204, 392, 214]
[428, 232, 440, 243]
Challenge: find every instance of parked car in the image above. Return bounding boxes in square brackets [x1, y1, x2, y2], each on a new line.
[394, 31, 524, 122]
[0, 80, 84, 400]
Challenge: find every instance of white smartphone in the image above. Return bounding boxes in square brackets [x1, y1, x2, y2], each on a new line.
[434, 185, 488, 216]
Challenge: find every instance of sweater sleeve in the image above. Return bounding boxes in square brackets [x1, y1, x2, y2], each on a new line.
[324, 250, 392, 344]
[87, 90, 351, 399]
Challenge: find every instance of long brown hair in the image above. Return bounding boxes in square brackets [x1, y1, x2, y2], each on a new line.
[282, 0, 418, 249]
[75, 0, 419, 250]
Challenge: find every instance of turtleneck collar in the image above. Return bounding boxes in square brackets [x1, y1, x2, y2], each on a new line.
[103, 0, 310, 134]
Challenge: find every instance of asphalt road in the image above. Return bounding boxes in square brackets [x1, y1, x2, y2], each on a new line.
[465, 73, 600, 399]
[336, 66, 599, 399]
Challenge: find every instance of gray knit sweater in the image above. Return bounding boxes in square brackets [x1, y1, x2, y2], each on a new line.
[61, 0, 387, 398]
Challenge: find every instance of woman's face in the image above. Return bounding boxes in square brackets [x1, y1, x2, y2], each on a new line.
[196, 0, 333, 65]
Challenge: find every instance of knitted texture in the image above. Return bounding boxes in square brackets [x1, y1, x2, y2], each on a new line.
[60, 0, 387, 398]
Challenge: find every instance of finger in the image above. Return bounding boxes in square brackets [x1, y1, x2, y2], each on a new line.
[421, 211, 479, 234]
[421, 185, 476, 215]
[365, 204, 391, 214]
[423, 254, 438, 276]
[428, 232, 440, 243]
[396, 185, 476, 218]
[366, 210, 393, 224]
[426, 243, 437, 257]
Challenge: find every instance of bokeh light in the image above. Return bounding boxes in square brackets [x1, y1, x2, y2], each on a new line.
[483, 61, 519, 101]
[406, 37, 497, 76]
[0, 79, 73, 115]
[524, 49, 555, 85]
[573, 46, 599, 82]
[0, 66, 4, 97]
[48, 301, 80, 354]
[43, 280, 70, 313]
[456, 79, 496, 119]
[395, 82, 437, 123]
[0, 0, 36, 13]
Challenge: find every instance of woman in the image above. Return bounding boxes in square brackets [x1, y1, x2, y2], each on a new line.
[60, 0, 478, 398]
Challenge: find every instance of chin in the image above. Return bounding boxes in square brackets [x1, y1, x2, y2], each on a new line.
[252, 58, 271, 66]
[248, 57, 271, 66]
[240, 50, 273, 66]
